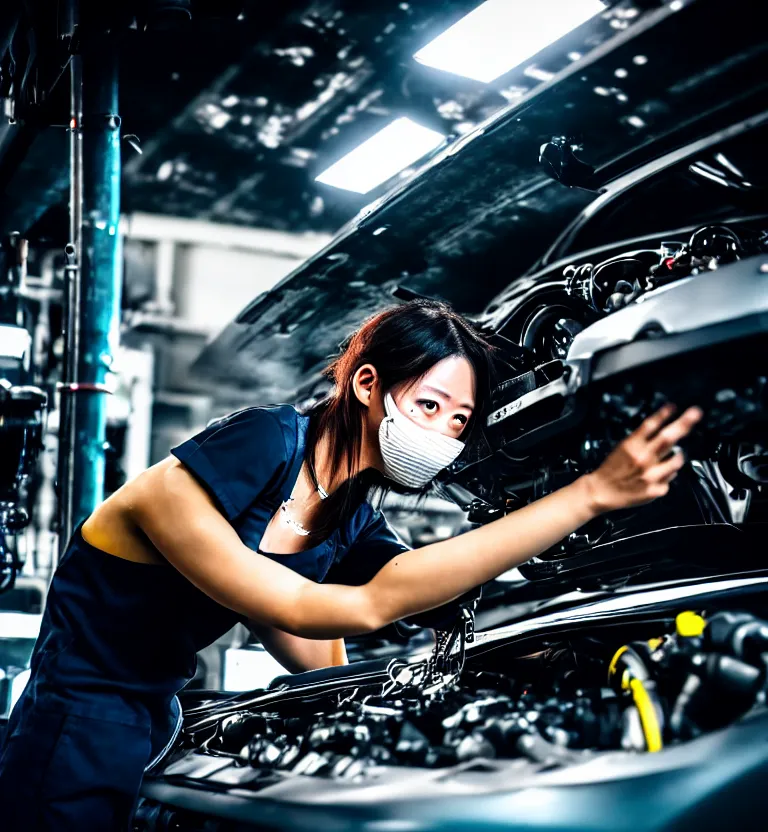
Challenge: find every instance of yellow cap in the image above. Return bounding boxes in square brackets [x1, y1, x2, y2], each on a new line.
[676, 611, 706, 637]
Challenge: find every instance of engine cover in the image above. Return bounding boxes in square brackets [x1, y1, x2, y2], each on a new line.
[486, 254, 768, 448]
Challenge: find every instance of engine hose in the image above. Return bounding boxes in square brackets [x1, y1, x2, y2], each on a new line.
[607, 644, 651, 686]
[608, 646, 629, 679]
[608, 645, 663, 752]
[624, 672, 663, 753]
[670, 673, 702, 736]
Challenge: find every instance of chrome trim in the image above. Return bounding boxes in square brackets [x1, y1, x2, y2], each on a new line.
[472, 575, 768, 651]
[486, 376, 569, 427]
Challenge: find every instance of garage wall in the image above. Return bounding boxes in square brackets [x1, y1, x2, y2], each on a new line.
[119, 215, 333, 467]
[173, 245, 300, 332]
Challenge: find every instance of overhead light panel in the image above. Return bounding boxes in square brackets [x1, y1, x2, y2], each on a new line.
[315, 117, 445, 194]
[414, 0, 606, 84]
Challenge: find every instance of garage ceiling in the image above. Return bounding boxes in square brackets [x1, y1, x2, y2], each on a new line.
[4, 0, 561, 239]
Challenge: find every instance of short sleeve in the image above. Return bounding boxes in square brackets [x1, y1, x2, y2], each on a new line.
[171, 408, 289, 521]
[326, 510, 481, 630]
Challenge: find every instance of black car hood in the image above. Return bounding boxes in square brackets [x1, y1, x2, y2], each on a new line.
[194, 0, 767, 403]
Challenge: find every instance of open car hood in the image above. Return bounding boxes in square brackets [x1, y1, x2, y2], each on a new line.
[194, 0, 767, 404]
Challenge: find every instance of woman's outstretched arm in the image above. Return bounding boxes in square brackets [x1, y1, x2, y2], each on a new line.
[356, 404, 702, 628]
[132, 405, 701, 639]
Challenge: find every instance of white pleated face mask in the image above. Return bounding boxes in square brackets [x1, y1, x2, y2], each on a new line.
[378, 392, 466, 489]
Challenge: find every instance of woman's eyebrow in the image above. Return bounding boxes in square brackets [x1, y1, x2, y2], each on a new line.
[421, 384, 474, 411]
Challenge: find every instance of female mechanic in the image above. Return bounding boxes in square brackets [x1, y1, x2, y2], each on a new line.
[0, 300, 701, 830]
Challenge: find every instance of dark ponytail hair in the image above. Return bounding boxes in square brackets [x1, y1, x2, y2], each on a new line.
[305, 300, 496, 522]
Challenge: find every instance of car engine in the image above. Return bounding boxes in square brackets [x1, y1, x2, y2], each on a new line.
[499, 222, 768, 362]
[565, 224, 766, 320]
[433, 225, 768, 585]
[154, 608, 768, 790]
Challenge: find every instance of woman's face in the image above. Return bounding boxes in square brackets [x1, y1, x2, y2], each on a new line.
[352, 355, 477, 476]
[393, 356, 476, 439]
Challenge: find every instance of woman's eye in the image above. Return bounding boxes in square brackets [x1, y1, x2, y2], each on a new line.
[454, 414, 468, 426]
[419, 399, 438, 413]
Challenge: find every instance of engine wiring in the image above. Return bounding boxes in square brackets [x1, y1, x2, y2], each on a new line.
[170, 608, 768, 780]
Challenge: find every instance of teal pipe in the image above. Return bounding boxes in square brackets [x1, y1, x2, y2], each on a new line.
[70, 42, 122, 529]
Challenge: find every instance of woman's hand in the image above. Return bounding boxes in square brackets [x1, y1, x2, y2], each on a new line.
[582, 404, 703, 514]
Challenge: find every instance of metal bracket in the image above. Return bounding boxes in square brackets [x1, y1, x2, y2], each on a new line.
[427, 604, 475, 687]
[56, 381, 113, 394]
[381, 604, 477, 699]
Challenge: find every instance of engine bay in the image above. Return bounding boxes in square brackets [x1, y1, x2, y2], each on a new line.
[434, 223, 768, 588]
[151, 605, 768, 793]
[473, 221, 768, 480]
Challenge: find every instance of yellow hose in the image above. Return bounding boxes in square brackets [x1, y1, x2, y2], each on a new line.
[623, 671, 663, 753]
[608, 646, 629, 679]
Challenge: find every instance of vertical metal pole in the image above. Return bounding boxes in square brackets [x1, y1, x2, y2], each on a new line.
[58, 32, 122, 548]
[58, 5, 83, 553]
[71, 41, 122, 531]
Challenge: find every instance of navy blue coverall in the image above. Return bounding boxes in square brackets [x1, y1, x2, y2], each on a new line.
[0, 405, 436, 830]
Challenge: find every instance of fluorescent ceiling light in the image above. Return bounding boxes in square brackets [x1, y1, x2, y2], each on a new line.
[315, 117, 445, 194]
[414, 0, 606, 83]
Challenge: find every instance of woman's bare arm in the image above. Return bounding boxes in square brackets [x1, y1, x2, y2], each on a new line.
[131, 459, 383, 636]
[247, 622, 348, 673]
[131, 405, 701, 639]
